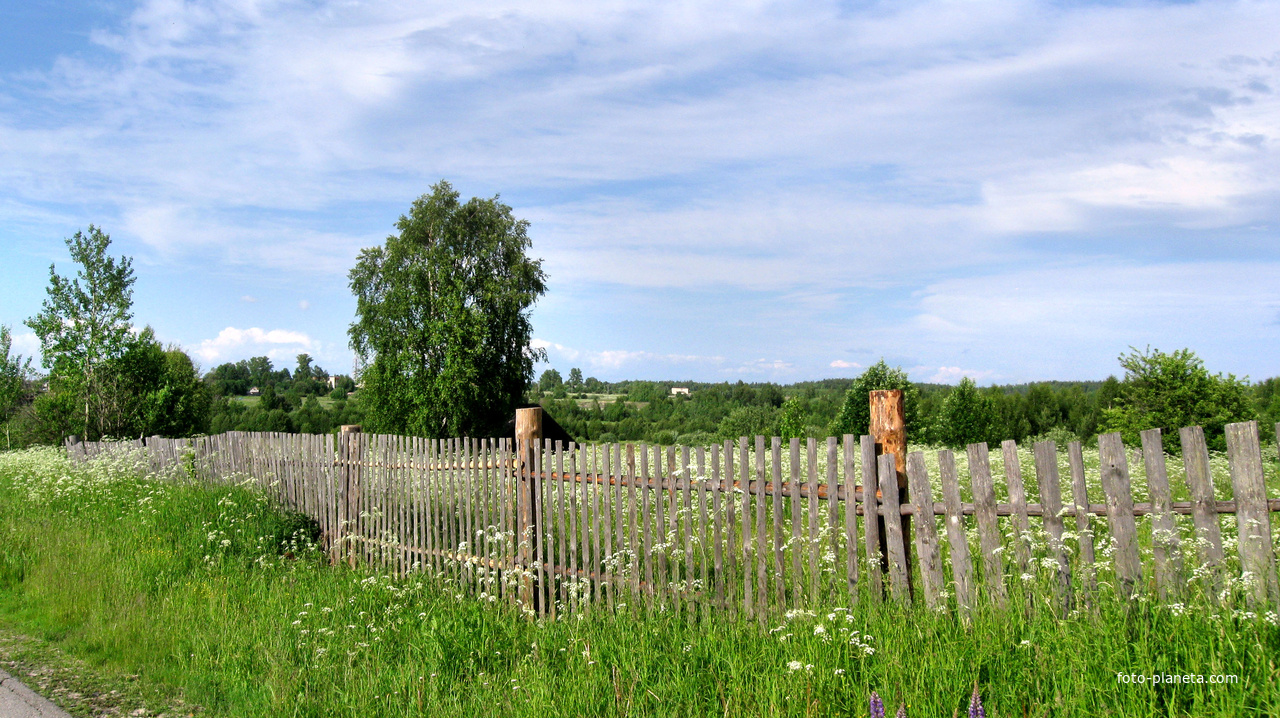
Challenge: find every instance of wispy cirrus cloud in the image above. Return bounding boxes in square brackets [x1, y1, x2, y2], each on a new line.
[2, 1, 1278, 381]
[532, 338, 720, 374]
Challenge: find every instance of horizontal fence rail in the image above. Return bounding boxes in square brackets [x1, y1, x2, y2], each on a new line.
[66, 420, 1280, 616]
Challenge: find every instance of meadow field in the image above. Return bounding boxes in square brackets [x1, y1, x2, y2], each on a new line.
[0, 445, 1277, 717]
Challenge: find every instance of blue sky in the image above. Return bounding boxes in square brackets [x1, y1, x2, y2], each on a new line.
[1, 0, 1277, 385]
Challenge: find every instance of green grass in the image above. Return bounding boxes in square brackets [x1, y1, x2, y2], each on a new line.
[570, 394, 650, 410]
[231, 395, 338, 409]
[1, 448, 1277, 717]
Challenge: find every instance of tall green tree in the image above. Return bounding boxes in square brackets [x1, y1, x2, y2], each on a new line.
[295, 353, 313, 381]
[348, 181, 547, 437]
[1, 326, 31, 415]
[1100, 347, 1254, 452]
[828, 360, 921, 439]
[206, 361, 252, 396]
[1, 326, 33, 447]
[939, 377, 995, 448]
[778, 397, 807, 440]
[246, 356, 277, 388]
[112, 328, 210, 438]
[538, 368, 563, 393]
[25, 226, 137, 440]
[1255, 377, 1280, 437]
[717, 405, 778, 440]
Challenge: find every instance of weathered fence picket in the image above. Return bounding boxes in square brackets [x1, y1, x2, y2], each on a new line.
[1099, 433, 1141, 598]
[1002, 439, 1032, 577]
[1225, 422, 1279, 607]
[906, 451, 943, 609]
[938, 449, 974, 614]
[878, 453, 910, 602]
[1141, 428, 1183, 601]
[1032, 440, 1071, 610]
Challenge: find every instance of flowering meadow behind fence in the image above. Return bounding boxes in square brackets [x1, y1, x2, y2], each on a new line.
[1, 445, 1278, 717]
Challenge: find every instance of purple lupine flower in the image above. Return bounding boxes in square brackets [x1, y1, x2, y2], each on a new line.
[969, 685, 985, 718]
[895, 703, 908, 718]
[869, 691, 885, 718]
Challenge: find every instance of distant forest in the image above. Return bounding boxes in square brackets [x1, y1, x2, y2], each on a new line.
[533, 374, 1106, 447]
[193, 353, 1280, 450]
[203, 354, 363, 435]
[529, 362, 1280, 449]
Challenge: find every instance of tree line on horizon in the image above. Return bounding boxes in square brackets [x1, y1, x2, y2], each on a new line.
[531, 354, 1277, 452]
[3, 187, 1277, 453]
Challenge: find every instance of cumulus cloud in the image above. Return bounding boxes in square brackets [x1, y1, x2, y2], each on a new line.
[195, 327, 314, 363]
[829, 360, 862, 370]
[922, 366, 996, 385]
[8, 331, 41, 363]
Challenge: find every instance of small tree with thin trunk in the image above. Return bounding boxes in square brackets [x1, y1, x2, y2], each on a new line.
[939, 377, 995, 449]
[25, 226, 136, 441]
[1, 325, 33, 448]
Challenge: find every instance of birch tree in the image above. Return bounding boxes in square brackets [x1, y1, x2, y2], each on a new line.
[25, 226, 136, 440]
[348, 181, 547, 437]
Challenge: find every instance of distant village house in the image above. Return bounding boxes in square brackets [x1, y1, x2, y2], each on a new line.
[670, 387, 689, 396]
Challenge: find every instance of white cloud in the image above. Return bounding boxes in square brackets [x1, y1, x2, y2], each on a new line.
[894, 260, 1280, 381]
[982, 157, 1276, 234]
[3, 0, 1277, 290]
[241, 295, 258, 303]
[534, 337, 719, 372]
[727, 359, 795, 375]
[298, 300, 310, 311]
[8, 331, 41, 362]
[195, 327, 314, 363]
[921, 366, 996, 385]
[4, 1, 1280, 384]
[829, 360, 861, 369]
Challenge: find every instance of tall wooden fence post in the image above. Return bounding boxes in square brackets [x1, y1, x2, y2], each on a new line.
[339, 425, 362, 569]
[869, 390, 912, 598]
[515, 407, 543, 612]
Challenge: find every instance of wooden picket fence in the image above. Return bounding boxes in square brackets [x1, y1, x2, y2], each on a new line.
[65, 419, 1280, 616]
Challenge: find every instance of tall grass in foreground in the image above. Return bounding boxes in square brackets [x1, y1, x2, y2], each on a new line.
[1, 448, 1277, 717]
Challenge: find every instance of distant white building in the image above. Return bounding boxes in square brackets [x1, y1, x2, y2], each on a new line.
[328, 376, 339, 389]
[248, 387, 261, 396]
[670, 387, 689, 396]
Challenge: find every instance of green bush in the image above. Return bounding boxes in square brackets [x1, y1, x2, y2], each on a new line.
[1101, 347, 1255, 452]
